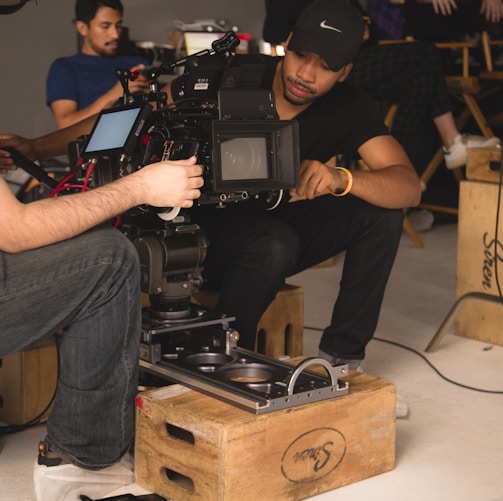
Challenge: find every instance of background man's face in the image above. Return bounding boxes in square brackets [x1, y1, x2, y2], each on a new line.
[78, 6, 123, 57]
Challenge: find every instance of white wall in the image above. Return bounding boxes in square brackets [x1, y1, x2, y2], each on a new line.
[0, 0, 265, 138]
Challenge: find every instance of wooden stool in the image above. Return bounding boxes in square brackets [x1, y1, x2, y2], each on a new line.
[135, 374, 395, 501]
[0, 337, 58, 425]
[193, 284, 304, 359]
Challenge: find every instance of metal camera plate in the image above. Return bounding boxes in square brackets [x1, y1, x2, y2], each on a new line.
[139, 316, 349, 414]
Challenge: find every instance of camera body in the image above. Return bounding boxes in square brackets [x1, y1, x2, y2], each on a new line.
[80, 93, 299, 211]
[59, 35, 349, 410]
[76, 34, 300, 325]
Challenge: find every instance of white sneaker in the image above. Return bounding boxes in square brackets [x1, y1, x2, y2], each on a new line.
[33, 453, 135, 501]
[407, 209, 434, 232]
[443, 134, 501, 170]
[396, 393, 409, 419]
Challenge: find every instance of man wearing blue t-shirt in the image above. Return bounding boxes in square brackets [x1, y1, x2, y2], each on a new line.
[46, 0, 150, 129]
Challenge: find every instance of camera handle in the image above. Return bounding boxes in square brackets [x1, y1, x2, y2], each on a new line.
[114, 31, 239, 106]
[142, 31, 240, 81]
[115, 68, 135, 105]
[114, 68, 168, 108]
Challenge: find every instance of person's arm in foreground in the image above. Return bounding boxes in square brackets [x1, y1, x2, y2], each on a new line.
[0, 156, 203, 253]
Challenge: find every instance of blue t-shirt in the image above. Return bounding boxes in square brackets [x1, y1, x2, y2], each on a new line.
[46, 52, 148, 109]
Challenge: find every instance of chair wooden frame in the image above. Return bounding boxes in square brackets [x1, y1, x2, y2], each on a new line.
[417, 40, 498, 215]
[380, 38, 497, 220]
[358, 102, 425, 248]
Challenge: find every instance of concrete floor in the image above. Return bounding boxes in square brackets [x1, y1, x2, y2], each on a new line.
[1, 222, 503, 500]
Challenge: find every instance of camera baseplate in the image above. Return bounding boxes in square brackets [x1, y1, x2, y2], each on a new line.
[139, 310, 349, 414]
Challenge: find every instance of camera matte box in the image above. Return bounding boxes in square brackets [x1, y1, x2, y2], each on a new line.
[134, 369, 396, 500]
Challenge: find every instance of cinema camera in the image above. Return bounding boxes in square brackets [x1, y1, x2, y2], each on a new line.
[8, 31, 349, 412]
[76, 31, 300, 339]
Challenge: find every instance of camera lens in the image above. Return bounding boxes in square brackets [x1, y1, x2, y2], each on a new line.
[220, 137, 268, 180]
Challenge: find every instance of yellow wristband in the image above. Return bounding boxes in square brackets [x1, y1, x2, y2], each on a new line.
[328, 167, 353, 197]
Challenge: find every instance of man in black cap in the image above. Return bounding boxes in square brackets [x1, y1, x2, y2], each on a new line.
[262, 0, 501, 177]
[0, 0, 421, 379]
[189, 0, 421, 369]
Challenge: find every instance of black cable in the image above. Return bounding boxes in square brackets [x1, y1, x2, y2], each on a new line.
[373, 336, 503, 394]
[492, 140, 503, 304]
[304, 326, 503, 394]
[0, 334, 61, 435]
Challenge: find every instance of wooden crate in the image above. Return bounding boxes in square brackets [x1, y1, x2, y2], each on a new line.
[0, 337, 58, 425]
[466, 147, 502, 183]
[456, 180, 503, 345]
[134, 371, 396, 501]
[193, 284, 304, 359]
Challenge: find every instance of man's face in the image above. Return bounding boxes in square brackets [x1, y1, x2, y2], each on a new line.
[280, 48, 351, 106]
[77, 6, 123, 57]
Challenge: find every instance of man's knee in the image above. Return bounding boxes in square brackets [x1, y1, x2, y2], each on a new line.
[88, 226, 139, 267]
[80, 226, 141, 294]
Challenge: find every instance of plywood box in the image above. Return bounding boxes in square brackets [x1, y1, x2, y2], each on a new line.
[466, 147, 502, 183]
[456, 180, 503, 345]
[194, 284, 304, 359]
[135, 371, 396, 501]
[0, 337, 58, 425]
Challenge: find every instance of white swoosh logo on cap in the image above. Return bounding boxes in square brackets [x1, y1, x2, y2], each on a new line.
[320, 20, 342, 33]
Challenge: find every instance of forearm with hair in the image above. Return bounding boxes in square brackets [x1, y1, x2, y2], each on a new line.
[8, 174, 143, 252]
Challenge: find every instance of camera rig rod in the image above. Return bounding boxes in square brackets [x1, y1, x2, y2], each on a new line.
[143, 31, 240, 81]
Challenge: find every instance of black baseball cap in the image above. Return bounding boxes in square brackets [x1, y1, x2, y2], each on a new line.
[0, 0, 31, 15]
[287, 0, 364, 71]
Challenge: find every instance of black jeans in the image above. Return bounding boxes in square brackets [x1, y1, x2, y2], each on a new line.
[192, 194, 404, 361]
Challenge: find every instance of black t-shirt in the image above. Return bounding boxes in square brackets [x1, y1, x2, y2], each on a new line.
[293, 82, 389, 161]
[191, 55, 389, 215]
[222, 55, 389, 161]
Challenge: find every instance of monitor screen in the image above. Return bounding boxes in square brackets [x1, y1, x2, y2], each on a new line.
[183, 32, 225, 56]
[81, 103, 152, 158]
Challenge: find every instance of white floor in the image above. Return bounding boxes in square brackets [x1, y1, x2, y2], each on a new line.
[1, 222, 503, 501]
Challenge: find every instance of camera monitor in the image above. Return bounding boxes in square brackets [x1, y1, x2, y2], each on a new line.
[81, 103, 152, 159]
[211, 119, 300, 192]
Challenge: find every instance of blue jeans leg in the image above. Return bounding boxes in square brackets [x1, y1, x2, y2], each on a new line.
[0, 225, 140, 469]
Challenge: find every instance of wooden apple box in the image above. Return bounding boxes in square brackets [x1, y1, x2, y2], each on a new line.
[134, 370, 396, 501]
[465, 147, 501, 183]
[456, 179, 503, 345]
[0, 337, 58, 425]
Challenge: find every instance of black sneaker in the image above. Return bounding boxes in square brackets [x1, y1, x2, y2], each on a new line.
[37, 440, 68, 467]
